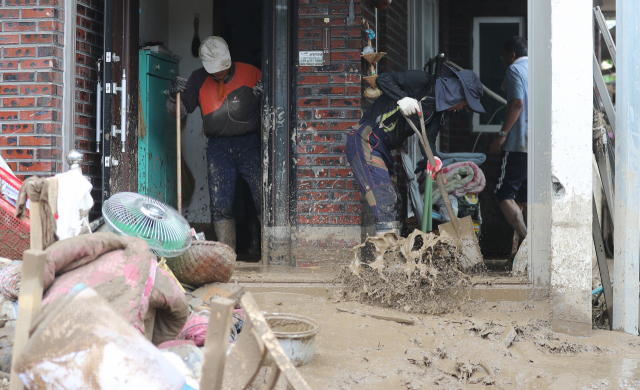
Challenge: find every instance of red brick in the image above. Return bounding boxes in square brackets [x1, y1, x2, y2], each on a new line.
[346, 179, 358, 190]
[314, 156, 344, 165]
[330, 121, 358, 130]
[298, 168, 329, 178]
[330, 74, 361, 83]
[36, 123, 60, 134]
[346, 86, 361, 94]
[313, 17, 347, 26]
[298, 98, 328, 108]
[298, 145, 330, 154]
[298, 28, 321, 39]
[329, 215, 361, 224]
[0, 34, 19, 44]
[1, 148, 33, 159]
[0, 136, 18, 146]
[298, 6, 329, 15]
[2, 72, 34, 82]
[298, 18, 312, 28]
[37, 96, 61, 108]
[18, 161, 54, 172]
[346, 204, 361, 213]
[298, 215, 330, 224]
[331, 98, 360, 107]
[3, 97, 34, 107]
[298, 192, 329, 201]
[313, 203, 343, 213]
[330, 28, 360, 38]
[2, 22, 36, 32]
[331, 168, 352, 178]
[330, 51, 360, 61]
[36, 148, 61, 159]
[299, 86, 344, 96]
[22, 8, 55, 19]
[21, 84, 54, 94]
[330, 5, 360, 15]
[0, 85, 19, 95]
[20, 109, 54, 120]
[0, 111, 18, 121]
[20, 59, 56, 69]
[0, 61, 18, 70]
[298, 180, 313, 190]
[333, 191, 360, 201]
[298, 121, 329, 131]
[0, 9, 19, 19]
[2, 46, 36, 57]
[36, 71, 62, 83]
[313, 109, 345, 119]
[298, 75, 328, 85]
[1, 123, 32, 133]
[19, 135, 54, 146]
[316, 179, 345, 189]
[21, 33, 56, 44]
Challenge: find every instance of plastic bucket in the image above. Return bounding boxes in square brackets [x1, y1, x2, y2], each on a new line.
[263, 313, 320, 367]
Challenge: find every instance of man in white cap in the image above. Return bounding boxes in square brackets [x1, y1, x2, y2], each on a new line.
[168, 36, 262, 251]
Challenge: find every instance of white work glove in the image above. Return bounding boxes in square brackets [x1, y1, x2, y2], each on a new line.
[397, 97, 421, 116]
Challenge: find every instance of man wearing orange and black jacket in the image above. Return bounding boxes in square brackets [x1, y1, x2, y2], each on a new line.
[168, 36, 262, 251]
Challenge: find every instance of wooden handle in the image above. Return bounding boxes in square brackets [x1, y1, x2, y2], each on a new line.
[177, 92, 182, 214]
[402, 112, 460, 231]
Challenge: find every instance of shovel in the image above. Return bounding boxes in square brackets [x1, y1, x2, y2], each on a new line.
[402, 111, 483, 269]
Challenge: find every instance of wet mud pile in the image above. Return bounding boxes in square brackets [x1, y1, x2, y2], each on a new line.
[340, 230, 472, 314]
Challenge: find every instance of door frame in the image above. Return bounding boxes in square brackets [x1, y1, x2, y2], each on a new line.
[261, 0, 298, 265]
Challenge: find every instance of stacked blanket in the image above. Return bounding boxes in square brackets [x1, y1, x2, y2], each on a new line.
[426, 161, 486, 203]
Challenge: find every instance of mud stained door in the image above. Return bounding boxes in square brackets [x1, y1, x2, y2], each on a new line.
[102, 0, 140, 198]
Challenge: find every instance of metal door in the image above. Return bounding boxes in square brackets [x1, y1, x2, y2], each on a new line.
[101, 0, 140, 201]
[138, 51, 178, 207]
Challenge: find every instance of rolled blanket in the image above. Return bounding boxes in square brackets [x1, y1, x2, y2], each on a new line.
[429, 161, 486, 203]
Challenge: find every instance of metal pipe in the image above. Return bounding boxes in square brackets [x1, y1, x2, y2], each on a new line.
[445, 59, 507, 106]
[96, 81, 102, 153]
[120, 69, 127, 153]
[612, 0, 640, 334]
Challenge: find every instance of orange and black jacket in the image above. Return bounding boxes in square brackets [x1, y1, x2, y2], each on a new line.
[182, 62, 262, 137]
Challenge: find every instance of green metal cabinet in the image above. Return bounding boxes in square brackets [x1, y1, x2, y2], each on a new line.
[138, 50, 179, 207]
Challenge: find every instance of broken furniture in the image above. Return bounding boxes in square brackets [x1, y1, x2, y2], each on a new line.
[201, 292, 313, 390]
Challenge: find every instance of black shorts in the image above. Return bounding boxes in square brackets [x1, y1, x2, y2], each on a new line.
[495, 151, 527, 203]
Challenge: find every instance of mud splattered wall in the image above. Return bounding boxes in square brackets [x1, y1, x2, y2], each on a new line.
[76, 0, 104, 216]
[0, 0, 66, 181]
[438, 0, 527, 256]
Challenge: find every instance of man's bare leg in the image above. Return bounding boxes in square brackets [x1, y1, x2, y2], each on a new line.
[500, 199, 527, 239]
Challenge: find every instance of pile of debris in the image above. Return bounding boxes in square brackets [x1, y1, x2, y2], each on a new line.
[340, 229, 472, 314]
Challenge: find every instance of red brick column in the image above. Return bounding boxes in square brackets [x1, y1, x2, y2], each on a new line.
[0, 0, 65, 180]
[295, 0, 366, 264]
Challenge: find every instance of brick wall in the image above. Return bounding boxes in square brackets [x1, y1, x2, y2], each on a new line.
[0, 0, 65, 180]
[376, 0, 408, 73]
[438, 0, 527, 256]
[75, 0, 103, 214]
[296, 0, 364, 243]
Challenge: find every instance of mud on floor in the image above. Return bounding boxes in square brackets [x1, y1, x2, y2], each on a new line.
[249, 293, 640, 390]
[340, 230, 478, 314]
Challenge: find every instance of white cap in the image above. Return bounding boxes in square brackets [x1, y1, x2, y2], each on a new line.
[199, 36, 232, 74]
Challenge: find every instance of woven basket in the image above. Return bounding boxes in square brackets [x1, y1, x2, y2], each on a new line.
[166, 241, 236, 288]
[363, 75, 378, 87]
[363, 86, 382, 100]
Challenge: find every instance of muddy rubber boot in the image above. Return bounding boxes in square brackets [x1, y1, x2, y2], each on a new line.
[374, 221, 401, 236]
[246, 216, 261, 255]
[213, 219, 237, 252]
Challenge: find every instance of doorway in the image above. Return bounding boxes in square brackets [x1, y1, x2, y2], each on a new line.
[136, 0, 264, 259]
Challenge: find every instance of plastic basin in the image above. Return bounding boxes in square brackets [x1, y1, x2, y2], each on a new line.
[263, 313, 320, 367]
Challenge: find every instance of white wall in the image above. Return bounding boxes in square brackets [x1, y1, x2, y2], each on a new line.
[548, 0, 592, 336]
[167, 0, 213, 224]
[139, 0, 170, 46]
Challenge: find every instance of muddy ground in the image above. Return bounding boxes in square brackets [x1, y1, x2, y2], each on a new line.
[250, 292, 640, 390]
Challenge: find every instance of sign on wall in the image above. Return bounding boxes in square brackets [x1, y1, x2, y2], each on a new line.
[299, 51, 324, 67]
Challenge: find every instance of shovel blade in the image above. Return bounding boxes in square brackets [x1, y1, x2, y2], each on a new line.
[438, 216, 483, 269]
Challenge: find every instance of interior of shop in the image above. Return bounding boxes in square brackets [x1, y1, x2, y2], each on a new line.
[138, 0, 263, 260]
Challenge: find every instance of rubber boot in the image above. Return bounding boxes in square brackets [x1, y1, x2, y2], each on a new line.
[375, 221, 401, 236]
[213, 219, 237, 251]
[246, 216, 261, 255]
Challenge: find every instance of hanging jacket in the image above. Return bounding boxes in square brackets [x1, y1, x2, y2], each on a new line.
[364, 70, 440, 155]
[179, 62, 262, 137]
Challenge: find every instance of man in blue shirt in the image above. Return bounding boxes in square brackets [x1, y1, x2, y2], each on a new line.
[490, 36, 528, 240]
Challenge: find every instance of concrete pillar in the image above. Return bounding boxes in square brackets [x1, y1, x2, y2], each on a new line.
[548, 0, 593, 336]
[612, 0, 640, 334]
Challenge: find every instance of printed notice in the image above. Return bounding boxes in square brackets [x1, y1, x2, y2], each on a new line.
[299, 51, 324, 66]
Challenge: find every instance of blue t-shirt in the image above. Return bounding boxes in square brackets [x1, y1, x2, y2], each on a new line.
[502, 57, 528, 153]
